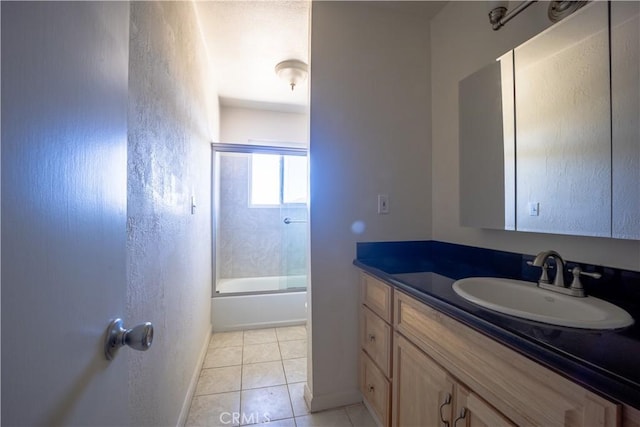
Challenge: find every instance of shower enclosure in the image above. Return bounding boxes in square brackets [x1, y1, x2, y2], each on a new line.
[211, 144, 309, 331]
[211, 143, 308, 330]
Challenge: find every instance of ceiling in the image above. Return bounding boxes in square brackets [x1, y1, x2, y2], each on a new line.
[194, 1, 447, 113]
[194, 1, 311, 113]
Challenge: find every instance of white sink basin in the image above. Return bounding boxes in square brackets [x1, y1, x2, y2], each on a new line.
[452, 277, 634, 330]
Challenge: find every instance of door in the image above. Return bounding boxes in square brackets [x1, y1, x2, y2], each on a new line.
[392, 333, 455, 427]
[279, 152, 308, 290]
[1, 2, 130, 425]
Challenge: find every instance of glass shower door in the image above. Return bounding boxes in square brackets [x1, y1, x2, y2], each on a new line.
[279, 153, 309, 291]
[213, 144, 308, 295]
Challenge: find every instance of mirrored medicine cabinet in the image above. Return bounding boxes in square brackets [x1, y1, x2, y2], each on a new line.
[459, 1, 639, 240]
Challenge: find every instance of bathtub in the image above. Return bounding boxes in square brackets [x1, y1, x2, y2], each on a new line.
[211, 275, 308, 331]
[216, 275, 307, 293]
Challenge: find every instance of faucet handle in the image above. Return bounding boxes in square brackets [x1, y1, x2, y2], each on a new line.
[568, 266, 601, 296]
[527, 260, 552, 284]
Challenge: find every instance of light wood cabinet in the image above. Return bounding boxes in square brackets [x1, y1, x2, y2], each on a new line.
[358, 271, 625, 427]
[394, 290, 620, 427]
[392, 333, 455, 427]
[393, 332, 513, 427]
[360, 273, 393, 426]
[361, 272, 393, 322]
[360, 350, 391, 425]
[455, 385, 516, 427]
[361, 306, 392, 377]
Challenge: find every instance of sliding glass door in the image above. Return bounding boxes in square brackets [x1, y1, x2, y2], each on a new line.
[213, 144, 308, 295]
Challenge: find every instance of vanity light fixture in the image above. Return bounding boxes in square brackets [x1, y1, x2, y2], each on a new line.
[275, 59, 308, 91]
[488, 0, 589, 31]
[488, 0, 536, 31]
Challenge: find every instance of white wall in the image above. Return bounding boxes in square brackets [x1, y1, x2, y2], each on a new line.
[220, 105, 308, 145]
[127, 2, 217, 425]
[308, 1, 434, 411]
[431, 1, 640, 271]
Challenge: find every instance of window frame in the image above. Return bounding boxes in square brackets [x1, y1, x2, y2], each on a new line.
[211, 143, 308, 209]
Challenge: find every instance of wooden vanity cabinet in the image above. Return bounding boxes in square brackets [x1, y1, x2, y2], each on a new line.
[394, 290, 620, 427]
[393, 332, 513, 427]
[360, 273, 393, 426]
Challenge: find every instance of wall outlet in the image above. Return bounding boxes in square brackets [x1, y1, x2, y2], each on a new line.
[378, 194, 389, 214]
[528, 202, 539, 216]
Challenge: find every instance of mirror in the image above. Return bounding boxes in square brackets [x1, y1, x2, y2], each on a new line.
[459, 52, 515, 231]
[611, 1, 640, 239]
[459, 1, 639, 240]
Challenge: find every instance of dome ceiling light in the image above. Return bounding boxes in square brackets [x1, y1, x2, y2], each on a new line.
[275, 59, 308, 91]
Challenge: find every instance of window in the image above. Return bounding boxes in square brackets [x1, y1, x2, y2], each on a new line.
[250, 153, 308, 206]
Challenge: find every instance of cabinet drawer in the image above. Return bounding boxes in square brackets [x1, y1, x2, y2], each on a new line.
[361, 306, 392, 377]
[361, 273, 393, 322]
[394, 291, 620, 427]
[361, 351, 391, 426]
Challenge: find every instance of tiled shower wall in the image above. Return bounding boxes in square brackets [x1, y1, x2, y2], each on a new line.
[218, 153, 307, 279]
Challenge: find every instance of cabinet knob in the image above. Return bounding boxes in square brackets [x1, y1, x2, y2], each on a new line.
[368, 384, 375, 393]
[368, 334, 376, 343]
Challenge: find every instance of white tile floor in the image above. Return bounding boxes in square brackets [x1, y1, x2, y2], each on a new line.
[185, 326, 376, 427]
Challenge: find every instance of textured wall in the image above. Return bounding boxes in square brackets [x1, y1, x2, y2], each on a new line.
[218, 154, 307, 279]
[431, 1, 640, 271]
[127, 2, 215, 425]
[309, 1, 435, 411]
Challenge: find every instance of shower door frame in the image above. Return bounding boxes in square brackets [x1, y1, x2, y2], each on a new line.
[211, 142, 309, 297]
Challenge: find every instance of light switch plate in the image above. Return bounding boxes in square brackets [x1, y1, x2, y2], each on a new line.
[378, 194, 389, 214]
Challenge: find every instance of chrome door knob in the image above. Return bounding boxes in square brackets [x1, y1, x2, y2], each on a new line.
[105, 318, 154, 360]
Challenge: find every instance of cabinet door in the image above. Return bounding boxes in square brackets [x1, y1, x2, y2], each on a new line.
[454, 385, 515, 427]
[392, 333, 455, 427]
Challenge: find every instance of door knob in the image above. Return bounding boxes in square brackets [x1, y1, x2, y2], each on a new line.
[105, 318, 154, 360]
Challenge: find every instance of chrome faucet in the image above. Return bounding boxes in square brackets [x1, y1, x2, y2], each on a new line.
[530, 250, 597, 297]
[532, 250, 565, 287]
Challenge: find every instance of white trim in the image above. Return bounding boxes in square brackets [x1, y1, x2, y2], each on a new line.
[176, 324, 213, 427]
[304, 385, 362, 413]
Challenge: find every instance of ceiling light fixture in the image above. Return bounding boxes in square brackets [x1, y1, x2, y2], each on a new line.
[275, 59, 308, 91]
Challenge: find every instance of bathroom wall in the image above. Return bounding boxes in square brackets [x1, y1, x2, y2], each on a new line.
[309, 1, 438, 410]
[218, 152, 307, 279]
[431, 1, 640, 271]
[220, 105, 308, 145]
[127, 2, 217, 425]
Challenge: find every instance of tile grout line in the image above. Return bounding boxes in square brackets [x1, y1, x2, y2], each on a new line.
[239, 330, 246, 427]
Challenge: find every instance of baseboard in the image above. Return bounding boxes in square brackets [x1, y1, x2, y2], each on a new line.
[303, 385, 362, 413]
[213, 319, 305, 332]
[176, 324, 213, 427]
[362, 397, 384, 427]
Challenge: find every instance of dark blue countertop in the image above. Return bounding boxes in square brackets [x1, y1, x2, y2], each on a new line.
[354, 241, 640, 409]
